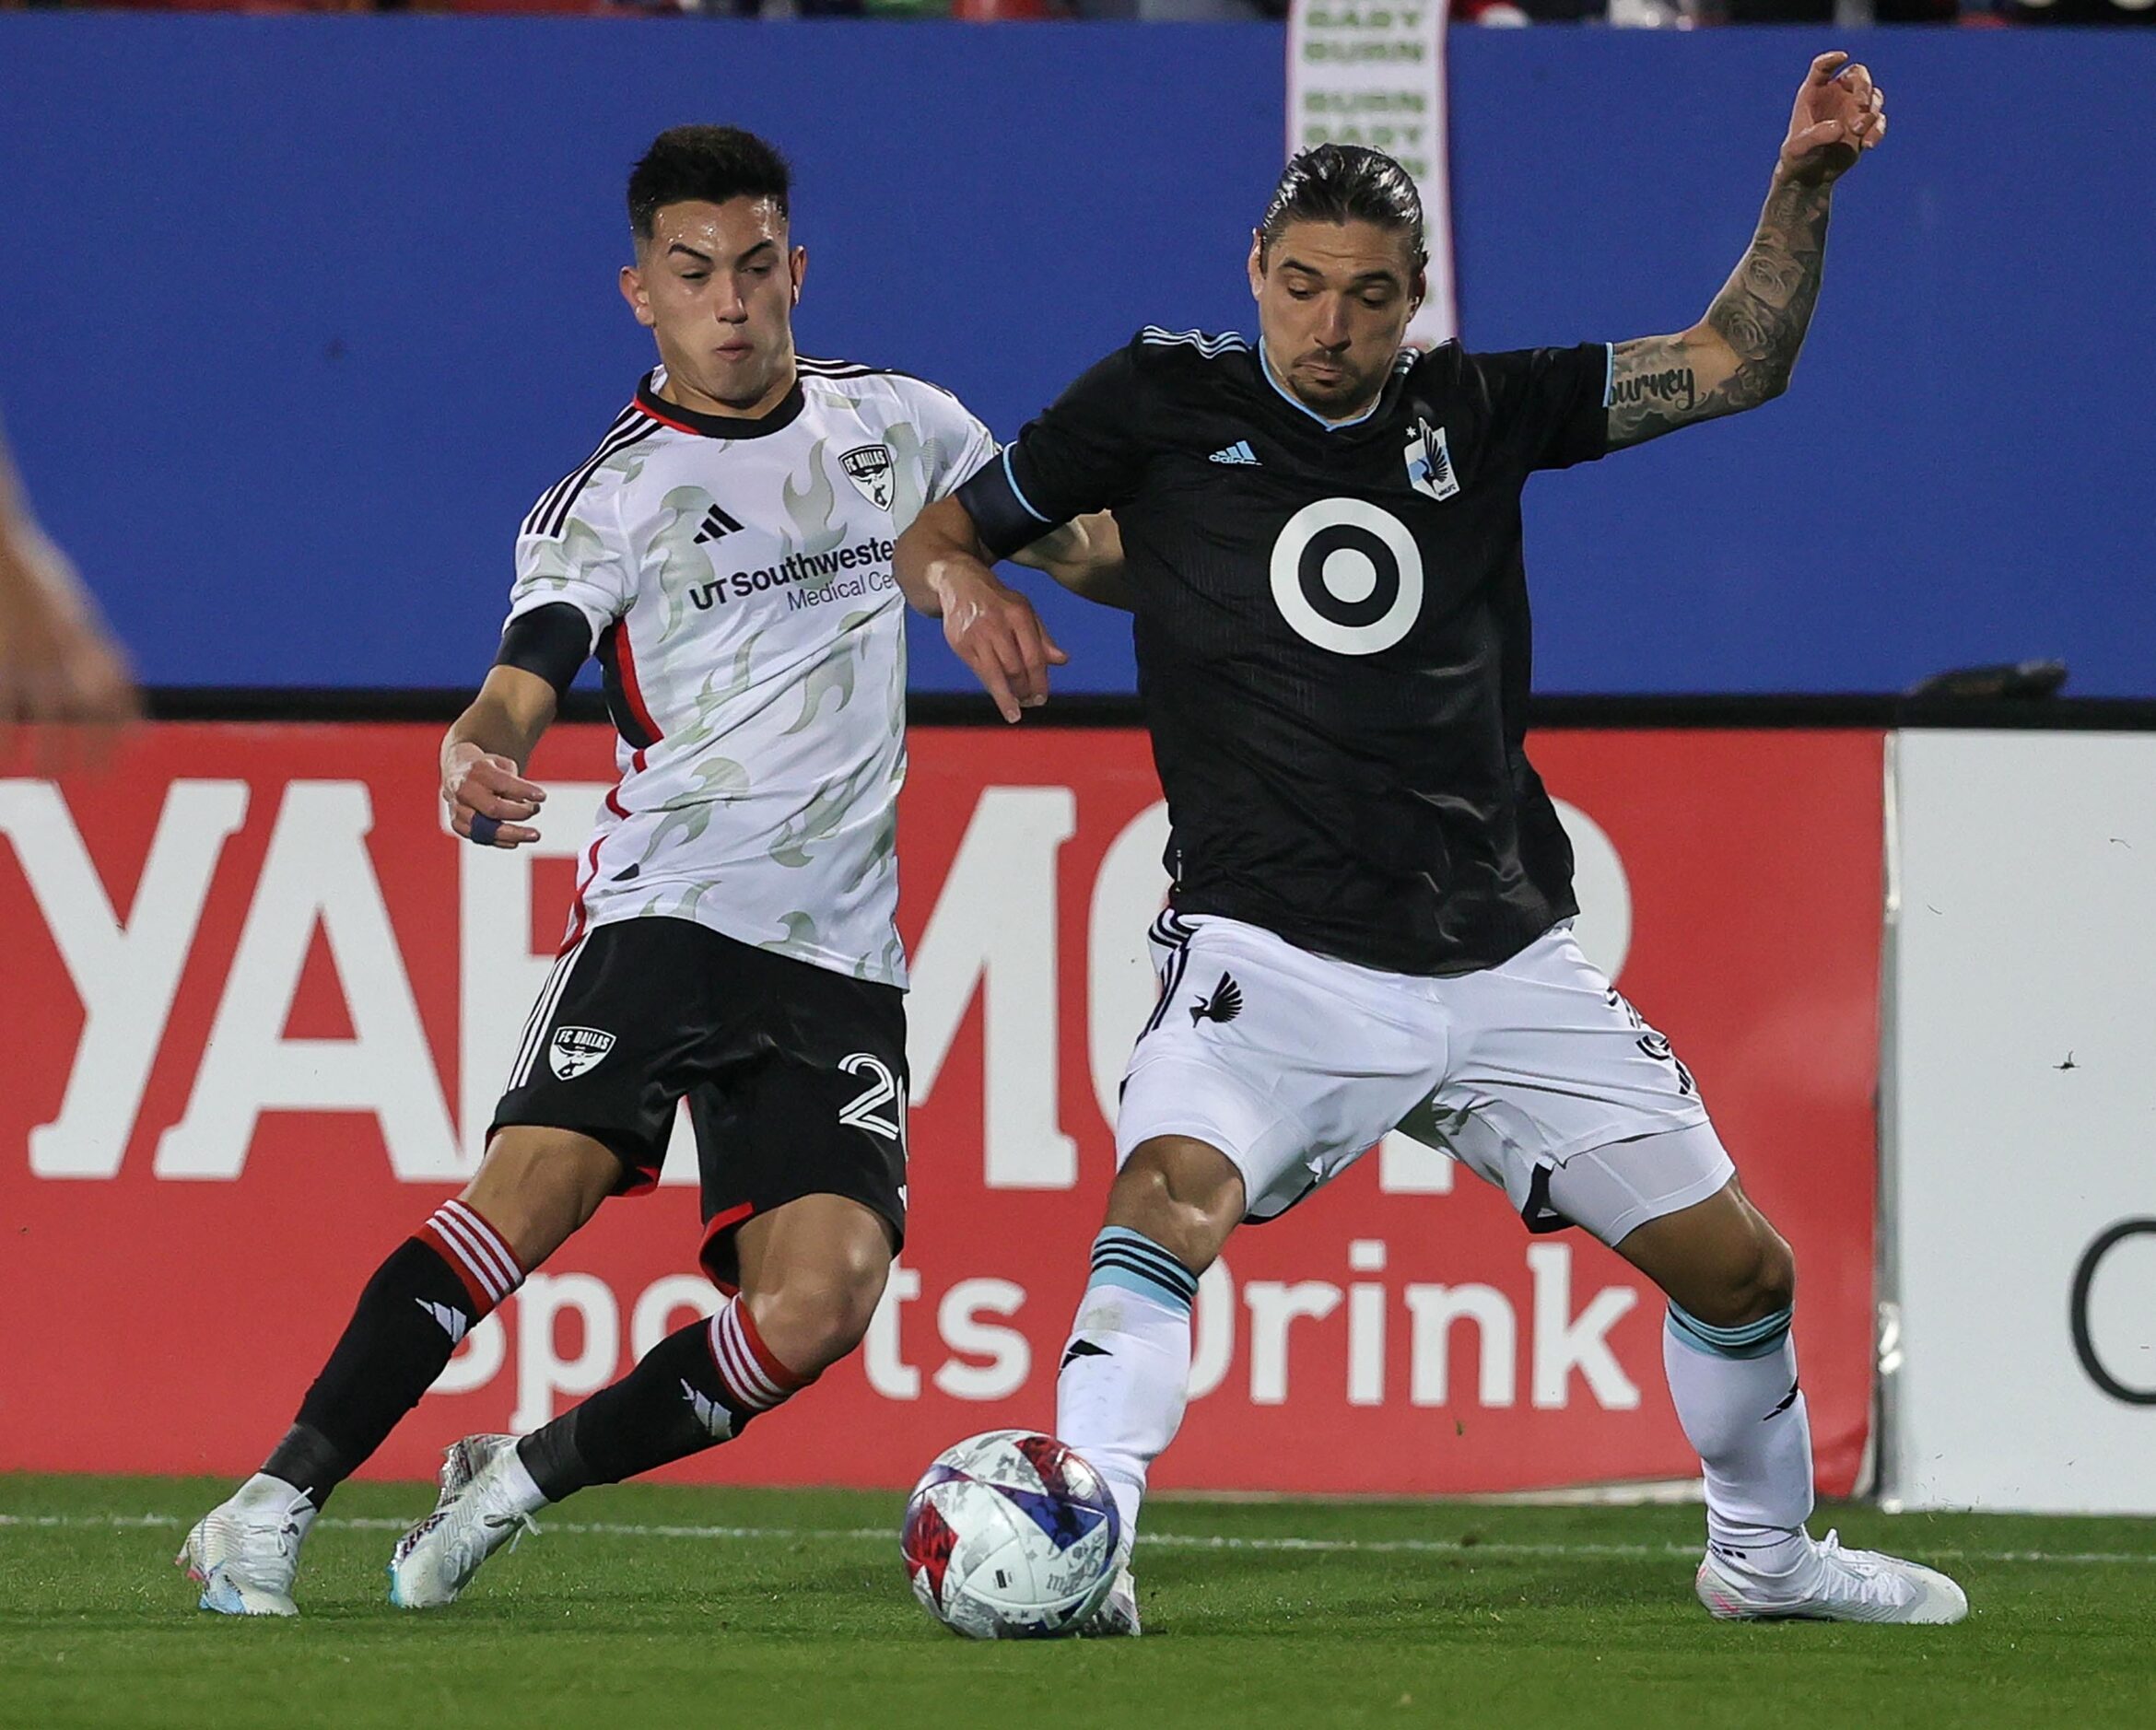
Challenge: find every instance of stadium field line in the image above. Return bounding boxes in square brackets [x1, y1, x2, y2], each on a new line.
[4, 1509, 2150, 1567]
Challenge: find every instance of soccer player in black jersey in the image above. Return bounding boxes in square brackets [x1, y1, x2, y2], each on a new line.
[899, 54, 1965, 1629]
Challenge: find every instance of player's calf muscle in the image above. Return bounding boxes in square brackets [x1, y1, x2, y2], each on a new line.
[1103, 1138, 1244, 1273]
[1618, 1181, 1795, 1327]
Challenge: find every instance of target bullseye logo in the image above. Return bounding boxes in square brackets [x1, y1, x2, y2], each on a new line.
[1268, 497, 1424, 656]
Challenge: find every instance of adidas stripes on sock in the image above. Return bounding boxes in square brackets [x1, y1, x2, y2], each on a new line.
[264, 1200, 526, 1507]
[1055, 1227, 1201, 1552]
[1662, 1302, 1815, 1574]
[517, 1295, 813, 1502]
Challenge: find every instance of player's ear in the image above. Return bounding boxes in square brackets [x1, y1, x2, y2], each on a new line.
[1409, 266, 1427, 315]
[619, 263, 656, 330]
[790, 244, 807, 307]
[1247, 230, 1265, 301]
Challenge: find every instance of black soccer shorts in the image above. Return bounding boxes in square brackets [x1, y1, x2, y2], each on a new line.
[489, 915, 908, 1289]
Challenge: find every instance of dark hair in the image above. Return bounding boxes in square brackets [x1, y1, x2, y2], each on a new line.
[1258, 145, 1426, 271]
[628, 126, 791, 242]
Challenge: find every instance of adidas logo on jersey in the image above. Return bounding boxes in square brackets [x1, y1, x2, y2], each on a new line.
[1208, 439, 1260, 467]
[693, 504, 744, 544]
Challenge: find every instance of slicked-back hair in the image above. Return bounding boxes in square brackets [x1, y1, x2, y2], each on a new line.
[1258, 145, 1427, 272]
[628, 126, 791, 243]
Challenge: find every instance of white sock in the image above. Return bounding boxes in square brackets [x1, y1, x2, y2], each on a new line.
[1662, 1303, 1813, 1575]
[1055, 1227, 1198, 1561]
[496, 1444, 546, 1514]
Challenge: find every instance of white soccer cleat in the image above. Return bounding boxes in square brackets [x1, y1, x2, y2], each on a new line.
[1082, 1565, 1142, 1637]
[386, 1433, 540, 1610]
[175, 1473, 315, 1617]
[1696, 1529, 1968, 1624]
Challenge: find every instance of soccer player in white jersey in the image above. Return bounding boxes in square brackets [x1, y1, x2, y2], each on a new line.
[178, 125, 1105, 1617]
[902, 55, 1964, 1631]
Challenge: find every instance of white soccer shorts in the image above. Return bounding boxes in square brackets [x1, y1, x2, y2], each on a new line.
[1114, 912, 1732, 1246]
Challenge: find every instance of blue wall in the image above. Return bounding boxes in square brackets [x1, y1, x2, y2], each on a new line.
[1, 19, 2150, 696]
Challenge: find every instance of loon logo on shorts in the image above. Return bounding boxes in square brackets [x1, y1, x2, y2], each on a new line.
[548, 1025, 616, 1081]
[1189, 971, 1243, 1026]
[840, 443, 895, 511]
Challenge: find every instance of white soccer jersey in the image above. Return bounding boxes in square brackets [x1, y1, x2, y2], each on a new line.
[506, 358, 997, 987]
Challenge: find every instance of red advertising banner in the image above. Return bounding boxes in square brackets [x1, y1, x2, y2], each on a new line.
[0, 724, 1882, 1494]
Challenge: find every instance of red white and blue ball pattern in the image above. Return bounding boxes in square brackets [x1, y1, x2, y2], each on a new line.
[900, 1430, 1122, 1639]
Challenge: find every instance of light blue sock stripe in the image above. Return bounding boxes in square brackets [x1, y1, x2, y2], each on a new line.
[1089, 1227, 1197, 1315]
[1666, 1302, 1793, 1360]
[1091, 1262, 1193, 1314]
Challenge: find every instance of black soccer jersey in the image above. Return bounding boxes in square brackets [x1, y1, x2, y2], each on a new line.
[957, 326, 1614, 976]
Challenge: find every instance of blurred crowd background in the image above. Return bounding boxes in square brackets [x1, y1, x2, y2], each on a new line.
[2, 0, 2148, 31]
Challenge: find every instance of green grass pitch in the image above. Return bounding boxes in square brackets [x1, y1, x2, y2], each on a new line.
[4, 1474, 2152, 1729]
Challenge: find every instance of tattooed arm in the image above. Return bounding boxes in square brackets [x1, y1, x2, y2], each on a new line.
[1606, 52, 1886, 451]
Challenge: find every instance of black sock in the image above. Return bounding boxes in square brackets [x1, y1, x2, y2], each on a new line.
[263, 1236, 488, 1506]
[519, 1315, 757, 1502]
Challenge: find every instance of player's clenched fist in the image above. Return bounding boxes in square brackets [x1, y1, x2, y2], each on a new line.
[938, 567, 1069, 725]
[1779, 52, 1886, 186]
[442, 739, 546, 847]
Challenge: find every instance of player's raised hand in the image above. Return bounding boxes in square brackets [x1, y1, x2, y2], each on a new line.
[938, 566, 1069, 724]
[1779, 53, 1885, 187]
[0, 517, 141, 774]
[443, 740, 546, 847]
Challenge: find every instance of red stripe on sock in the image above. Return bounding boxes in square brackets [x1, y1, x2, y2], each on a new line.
[732, 1298, 812, 1396]
[444, 1200, 527, 1292]
[414, 1222, 495, 1315]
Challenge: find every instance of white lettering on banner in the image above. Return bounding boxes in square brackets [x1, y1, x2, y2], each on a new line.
[632, 1275, 721, 1359]
[1189, 1259, 1236, 1400]
[1405, 1282, 1517, 1408]
[1528, 1243, 1640, 1410]
[866, 1263, 922, 1399]
[933, 1278, 1031, 1400]
[511, 1272, 620, 1431]
[1348, 1239, 1387, 1406]
[1, 779, 248, 1177]
[416, 1251, 1654, 1423]
[908, 788, 1076, 1189]
[1087, 800, 1173, 1127]
[1246, 1280, 1343, 1406]
[157, 783, 461, 1180]
[1378, 1132, 1454, 1194]
[433, 1313, 507, 1396]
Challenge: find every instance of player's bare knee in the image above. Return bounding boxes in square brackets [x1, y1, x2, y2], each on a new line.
[460, 1128, 619, 1266]
[745, 1250, 889, 1375]
[1104, 1138, 1243, 1273]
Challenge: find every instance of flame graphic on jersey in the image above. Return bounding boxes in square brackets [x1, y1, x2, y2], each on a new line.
[780, 438, 848, 558]
[654, 485, 721, 641]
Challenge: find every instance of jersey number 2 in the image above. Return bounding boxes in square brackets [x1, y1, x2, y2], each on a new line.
[838, 1052, 908, 1149]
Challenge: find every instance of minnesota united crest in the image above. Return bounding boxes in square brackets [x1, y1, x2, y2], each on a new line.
[1403, 418, 1459, 502]
[840, 443, 896, 511]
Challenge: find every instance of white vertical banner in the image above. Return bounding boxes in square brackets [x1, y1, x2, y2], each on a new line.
[1285, 0, 1458, 346]
[1885, 731, 2156, 1514]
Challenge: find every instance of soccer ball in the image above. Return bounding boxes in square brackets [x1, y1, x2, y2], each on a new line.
[900, 1430, 1122, 1639]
